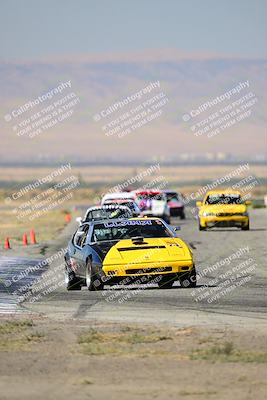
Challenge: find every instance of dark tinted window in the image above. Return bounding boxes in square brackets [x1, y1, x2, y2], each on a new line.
[92, 220, 171, 242]
[74, 225, 89, 247]
[137, 193, 164, 201]
[205, 194, 242, 205]
[85, 208, 131, 221]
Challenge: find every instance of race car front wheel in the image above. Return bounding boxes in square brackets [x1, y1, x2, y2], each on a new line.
[86, 262, 104, 291]
[179, 266, 197, 288]
[198, 221, 206, 231]
[241, 222, 250, 230]
[65, 271, 82, 291]
[158, 275, 175, 289]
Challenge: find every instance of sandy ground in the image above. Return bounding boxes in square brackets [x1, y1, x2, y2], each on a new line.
[0, 317, 267, 400]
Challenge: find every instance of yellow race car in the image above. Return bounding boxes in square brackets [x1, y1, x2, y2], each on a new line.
[196, 190, 250, 231]
[65, 217, 196, 290]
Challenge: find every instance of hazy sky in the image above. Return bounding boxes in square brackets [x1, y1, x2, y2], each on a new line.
[0, 0, 267, 60]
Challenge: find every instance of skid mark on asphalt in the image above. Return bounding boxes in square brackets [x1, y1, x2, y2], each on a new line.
[0, 256, 47, 314]
[72, 299, 101, 319]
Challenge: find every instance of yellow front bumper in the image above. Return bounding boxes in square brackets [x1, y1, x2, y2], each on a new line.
[200, 215, 249, 227]
[103, 260, 193, 277]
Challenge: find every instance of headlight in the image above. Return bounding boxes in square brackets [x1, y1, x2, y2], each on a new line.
[202, 212, 215, 217]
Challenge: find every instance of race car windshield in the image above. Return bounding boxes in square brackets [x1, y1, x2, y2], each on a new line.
[205, 194, 242, 205]
[166, 193, 178, 202]
[92, 220, 172, 242]
[85, 208, 131, 221]
[136, 194, 164, 201]
[105, 201, 136, 211]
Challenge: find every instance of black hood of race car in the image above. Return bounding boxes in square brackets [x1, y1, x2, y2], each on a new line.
[90, 241, 119, 261]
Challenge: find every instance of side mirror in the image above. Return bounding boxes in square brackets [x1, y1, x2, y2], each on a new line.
[245, 200, 252, 206]
[196, 201, 202, 207]
[76, 217, 82, 225]
[173, 226, 181, 231]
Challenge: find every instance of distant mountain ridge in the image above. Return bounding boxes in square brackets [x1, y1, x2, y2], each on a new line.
[1, 51, 266, 161]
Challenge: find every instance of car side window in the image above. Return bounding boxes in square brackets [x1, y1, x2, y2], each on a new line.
[74, 225, 89, 248]
[86, 212, 92, 220]
[93, 228, 112, 242]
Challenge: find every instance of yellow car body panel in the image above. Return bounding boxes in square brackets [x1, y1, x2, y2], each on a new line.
[102, 236, 193, 277]
[197, 190, 250, 229]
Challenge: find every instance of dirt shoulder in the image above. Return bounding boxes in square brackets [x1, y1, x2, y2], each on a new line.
[0, 317, 267, 400]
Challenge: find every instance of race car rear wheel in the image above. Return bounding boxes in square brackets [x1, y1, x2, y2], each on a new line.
[179, 266, 197, 288]
[86, 262, 104, 291]
[180, 210, 185, 220]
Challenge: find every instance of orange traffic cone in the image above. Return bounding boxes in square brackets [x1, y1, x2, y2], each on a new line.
[22, 233, 28, 246]
[30, 229, 37, 244]
[4, 237, 11, 249]
[65, 213, 71, 223]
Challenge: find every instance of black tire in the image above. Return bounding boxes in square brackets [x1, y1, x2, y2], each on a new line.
[198, 222, 206, 231]
[179, 266, 197, 288]
[180, 211, 186, 220]
[241, 222, 250, 231]
[86, 262, 104, 291]
[66, 271, 82, 291]
[158, 275, 174, 289]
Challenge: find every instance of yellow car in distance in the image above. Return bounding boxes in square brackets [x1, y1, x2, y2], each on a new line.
[196, 190, 250, 231]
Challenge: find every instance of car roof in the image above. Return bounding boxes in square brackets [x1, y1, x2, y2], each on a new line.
[163, 190, 178, 194]
[102, 192, 135, 199]
[105, 199, 135, 203]
[86, 204, 130, 211]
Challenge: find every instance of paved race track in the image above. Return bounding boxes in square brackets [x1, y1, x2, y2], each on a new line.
[0, 256, 45, 314]
[1, 208, 267, 328]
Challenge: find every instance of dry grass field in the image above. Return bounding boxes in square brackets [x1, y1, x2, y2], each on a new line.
[0, 318, 267, 400]
[0, 164, 267, 185]
[0, 208, 73, 246]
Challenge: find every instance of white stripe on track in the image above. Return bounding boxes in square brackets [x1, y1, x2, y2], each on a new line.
[0, 256, 45, 315]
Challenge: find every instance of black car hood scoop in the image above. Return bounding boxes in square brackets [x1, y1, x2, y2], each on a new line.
[131, 236, 146, 245]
